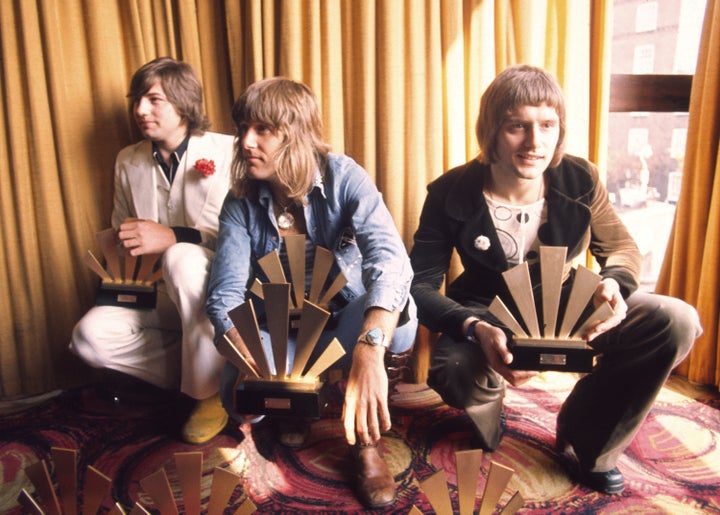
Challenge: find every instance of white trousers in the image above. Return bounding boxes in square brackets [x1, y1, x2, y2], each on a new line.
[70, 243, 225, 400]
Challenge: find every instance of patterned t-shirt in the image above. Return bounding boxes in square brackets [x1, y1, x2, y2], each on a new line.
[484, 194, 547, 266]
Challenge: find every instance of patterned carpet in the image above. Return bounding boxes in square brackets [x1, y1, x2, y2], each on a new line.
[1, 372, 719, 514]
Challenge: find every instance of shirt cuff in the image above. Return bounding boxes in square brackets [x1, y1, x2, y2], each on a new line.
[171, 226, 202, 244]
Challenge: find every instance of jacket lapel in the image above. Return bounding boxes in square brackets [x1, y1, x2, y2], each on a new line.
[445, 159, 594, 271]
[445, 160, 508, 271]
[180, 134, 214, 224]
[543, 163, 593, 259]
[127, 140, 160, 221]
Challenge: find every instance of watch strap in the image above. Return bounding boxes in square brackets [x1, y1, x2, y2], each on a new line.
[465, 319, 480, 343]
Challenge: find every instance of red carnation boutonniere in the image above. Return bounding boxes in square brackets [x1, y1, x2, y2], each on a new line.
[194, 158, 216, 177]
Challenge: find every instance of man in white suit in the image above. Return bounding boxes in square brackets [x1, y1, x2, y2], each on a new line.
[71, 57, 234, 444]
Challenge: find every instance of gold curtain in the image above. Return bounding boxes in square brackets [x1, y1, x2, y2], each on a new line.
[656, 0, 720, 389]
[0, 0, 599, 398]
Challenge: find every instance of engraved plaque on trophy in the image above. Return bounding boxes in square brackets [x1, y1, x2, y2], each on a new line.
[83, 228, 161, 309]
[489, 246, 612, 372]
[220, 235, 347, 418]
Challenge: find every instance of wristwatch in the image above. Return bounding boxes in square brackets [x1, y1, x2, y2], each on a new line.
[465, 319, 480, 343]
[358, 327, 389, 348]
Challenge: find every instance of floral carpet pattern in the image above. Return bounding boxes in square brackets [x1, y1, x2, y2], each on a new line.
[1, 372, 719, 514]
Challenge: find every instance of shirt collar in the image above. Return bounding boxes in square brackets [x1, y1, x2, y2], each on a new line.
[258, 167, 325, 204]
[310, 167, 325, 198]
[152, 133, 191, 167]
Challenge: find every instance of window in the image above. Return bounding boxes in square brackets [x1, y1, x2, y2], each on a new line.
[633, 44, 655, 73]
[609, 0, 705, 292]
[627, 128, 649, 155]
[670, 128, 688, 159]
[675, 0, 706, 72]
[635, 2, 658, 32]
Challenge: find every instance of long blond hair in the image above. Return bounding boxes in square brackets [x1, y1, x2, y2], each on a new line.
[230, 77, 330, 199]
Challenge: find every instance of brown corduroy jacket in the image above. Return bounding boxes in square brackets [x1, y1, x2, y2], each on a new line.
[409, 154, 642, 341]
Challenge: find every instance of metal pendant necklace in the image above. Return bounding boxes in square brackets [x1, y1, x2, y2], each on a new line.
[276, 200, 295, 230]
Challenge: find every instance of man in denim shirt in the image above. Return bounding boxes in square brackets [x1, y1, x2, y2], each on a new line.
[206, 77, 417, 509]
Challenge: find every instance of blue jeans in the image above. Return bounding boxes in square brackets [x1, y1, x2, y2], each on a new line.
[220, 294, 418, 422]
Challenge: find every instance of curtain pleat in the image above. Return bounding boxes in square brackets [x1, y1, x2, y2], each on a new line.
[195, 1, 236, 135]
[0, 1, 50, 395]
[1, 0, 613, 397]
[340, 0, 376, 172]
[656, 0, 720, 388]
[588, 0, 612, 170]
[376, 0, 408, 236]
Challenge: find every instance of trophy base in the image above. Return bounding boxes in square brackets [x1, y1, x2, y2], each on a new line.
[509, 337, 597, 372]
[96, 282, 157, 309]
[235, 379, 327, 418]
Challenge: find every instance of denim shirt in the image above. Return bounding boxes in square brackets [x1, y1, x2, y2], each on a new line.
[206, 153, 413, 342]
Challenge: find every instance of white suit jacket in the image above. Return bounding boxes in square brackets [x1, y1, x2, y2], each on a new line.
[111, 131, 234, 250]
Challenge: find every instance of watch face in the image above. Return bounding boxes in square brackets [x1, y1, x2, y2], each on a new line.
[366, 328, 384, 345]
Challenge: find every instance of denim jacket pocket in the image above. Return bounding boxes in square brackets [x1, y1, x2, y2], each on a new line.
[333, 228, 361, 268]
[332, 226, 363, 297]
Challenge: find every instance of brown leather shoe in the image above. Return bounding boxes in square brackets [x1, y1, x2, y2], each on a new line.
[351, 442, 397, 508]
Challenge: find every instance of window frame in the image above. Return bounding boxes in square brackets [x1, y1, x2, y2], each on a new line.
[610, 74, 693, 112]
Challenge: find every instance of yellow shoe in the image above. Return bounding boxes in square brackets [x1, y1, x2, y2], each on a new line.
[181, 394, 229, 444]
